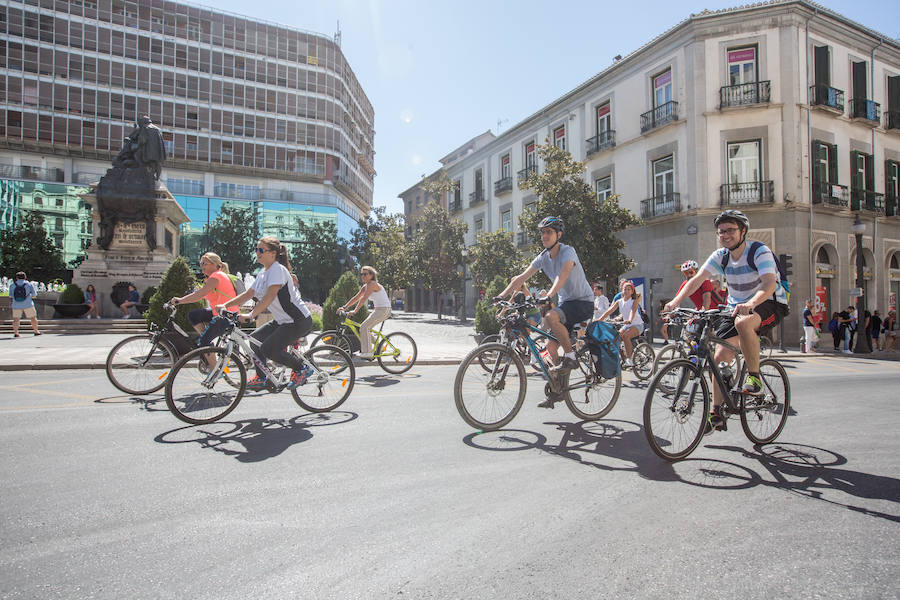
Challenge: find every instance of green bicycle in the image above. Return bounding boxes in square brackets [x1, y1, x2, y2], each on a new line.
[311, 309, 417, 374]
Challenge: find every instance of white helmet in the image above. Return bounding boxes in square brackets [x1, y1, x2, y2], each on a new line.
[680, 260, 699, 272]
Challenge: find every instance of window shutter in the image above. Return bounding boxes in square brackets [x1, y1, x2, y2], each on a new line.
[814, 46, 830, 86]
[850, 150, 862, 190]
[828, 144, 838, 183]
[811, 140, 825, 184]
[865, 154, 874, 191]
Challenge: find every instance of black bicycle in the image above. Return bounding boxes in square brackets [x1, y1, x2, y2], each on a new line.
[643, 307, 790, 461]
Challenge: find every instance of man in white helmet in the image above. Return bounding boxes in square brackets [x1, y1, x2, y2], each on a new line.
[677, 259, 717, 310]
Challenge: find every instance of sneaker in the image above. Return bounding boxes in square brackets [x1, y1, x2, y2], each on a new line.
[842, 349, 853, 354]
[741, 374, 763, 396]
[246, 375, 268, 391]
[34, 332, 41, 336]
[357, 352, 374, 360]
[550, 356, 579, 373]
[623, 358, 633, 368]
[13, 333, 19, 338]
[704, 405, 727, 435]
[537, 393, 562, 408]
[287, 364, 313, 389]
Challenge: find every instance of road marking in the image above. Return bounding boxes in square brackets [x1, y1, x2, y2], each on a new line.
[3, 376, 98, 388]
[0, 400, 97, 411]
[0, 384, 97, 401]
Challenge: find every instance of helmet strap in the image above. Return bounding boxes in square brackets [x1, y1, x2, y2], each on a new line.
[545, 231, 561, 254]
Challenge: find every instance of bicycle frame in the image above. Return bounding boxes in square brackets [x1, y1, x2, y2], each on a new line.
[684, 314, 745, 412]
[337, 316, 390, 353]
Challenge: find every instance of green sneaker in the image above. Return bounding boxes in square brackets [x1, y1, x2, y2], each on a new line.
[741, 374, 763, 396]
[704, 405, 727, 435]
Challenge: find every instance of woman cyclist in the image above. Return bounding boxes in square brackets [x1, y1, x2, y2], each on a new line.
[170, 252, 239, 335]
[339, 266, 390, 360]
[597, 279, 644, 367]
[217, 236, 313, 390]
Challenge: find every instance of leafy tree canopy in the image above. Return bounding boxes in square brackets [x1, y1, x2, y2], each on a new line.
[205, 204, 257, 275]
[0, 211, 66, 281]
[367, 213, 412, 294]
[290, 219, 347, 305]
[409, 200, 466, 319]
[468, 229, 527, 292]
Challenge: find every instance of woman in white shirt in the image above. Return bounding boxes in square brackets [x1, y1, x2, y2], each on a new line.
[340, 266, 391, 359]
[597, 279, 645, 366]
[217, 236, 312, 390]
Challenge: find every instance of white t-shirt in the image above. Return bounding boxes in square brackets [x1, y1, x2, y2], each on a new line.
[251, 262, 310, 324]
[616, 297, 644, 327]
[593, 295, 610, 320]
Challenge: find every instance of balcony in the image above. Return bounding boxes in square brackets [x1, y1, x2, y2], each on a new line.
[448, 199, 461, 213]
[640, 193, 681, 219]
[810, 85, 844, 112]
[720, 81, 771, 108]
[469, 189, 484, 206]
[586, 131, 616, 156]
[886, 196, 898, 217]
[720, 181, 775, 206]
[811, 182, 848, 208]
[517, 165, 537, 184]
[850, 188, 885, 213]
[849, 99, 881, 125]
[516, 231, 532, 248]
[640, 101, 679, 133]
[884, 110, 900, 131]
[0, 164, 65, 183]
[494, 176, 512, 195]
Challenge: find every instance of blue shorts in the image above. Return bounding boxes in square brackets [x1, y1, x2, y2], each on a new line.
[553, 300, 594, 332]
[188, 308, 214, 326]
[622, 322, 645, 336]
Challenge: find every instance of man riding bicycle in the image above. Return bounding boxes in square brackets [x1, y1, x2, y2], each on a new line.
[665, 209, 786, 432]
[494, 216, 594, 407]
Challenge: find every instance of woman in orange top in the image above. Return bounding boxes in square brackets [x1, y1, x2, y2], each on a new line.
[170, 252, 240, 334]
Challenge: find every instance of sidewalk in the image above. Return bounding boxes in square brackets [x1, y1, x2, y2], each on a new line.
[0, 311, 897, 370]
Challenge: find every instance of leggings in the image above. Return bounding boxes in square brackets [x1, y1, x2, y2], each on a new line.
[250, 316, 312, 378]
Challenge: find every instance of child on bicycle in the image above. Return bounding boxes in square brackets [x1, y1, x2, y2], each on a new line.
[339, 266, 391, 360]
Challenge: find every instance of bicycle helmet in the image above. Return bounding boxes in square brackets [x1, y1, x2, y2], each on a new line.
[537, 216, 564, 233]
[680, 260, 699, 272]
[714, 209, 750, 230]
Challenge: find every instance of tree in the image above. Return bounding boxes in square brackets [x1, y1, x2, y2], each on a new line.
[368, 213, 412, 296]
[0, 211, 66, 281]
[145, 256, 203, 331]
[518, 141, 641, 282]
[205, 205, 257, 275]
[347, 205, 387, 268]
[409, 200, 466, 320]
[290, 219, 346, 304]
[468, 229, 527, 293]
[321, 270, 369, 334]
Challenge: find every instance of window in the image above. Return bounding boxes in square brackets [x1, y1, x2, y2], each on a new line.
[852, 60, 868, 101]
[524, 141, 535, 169]
[728, 47, 757, 86]
[501, 209, 512, 232]
[813, 45, 830, 87]
[653, 70, 672, 108]
[812, 141, 837, 185]
[596, 176, 612, 202]
[596, 103, 611, 136]
[886, 160, 899, 199]
[474, 218, 484, 234]
[727, 141, 761, 184]
[553, 125, 566, 151]
[850, 151, 873, 191]
[500, 154, 510, 179]
[653, 155, 674, 198]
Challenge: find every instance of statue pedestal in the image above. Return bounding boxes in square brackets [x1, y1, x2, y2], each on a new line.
[74, 186, 189, 317]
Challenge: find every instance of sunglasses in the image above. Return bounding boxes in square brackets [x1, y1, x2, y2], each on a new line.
[256, 247, 273, 254]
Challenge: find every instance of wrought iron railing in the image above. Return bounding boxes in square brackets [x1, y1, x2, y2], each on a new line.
[640, 101, 679, 133]
[883, 110, 900, 130]
[640, 193, 681, 219]
[809, 85, 844, 112]
[494, 176, 512, 195]
[849, 99, 881, 123]
[720, 181, 774, 205]
[448, 199, 461, 213]
[586, 130, 616, 156]
[517, 165, 537, 183]
[885, 196, 898, 217]
[850, 189, 885, 213]
[811, 181, 848, 207]
[720, 81, 771, 108]
[469, 189, 484, 205]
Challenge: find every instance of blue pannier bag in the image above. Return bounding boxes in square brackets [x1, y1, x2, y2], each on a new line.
[586, 321, 621, 379]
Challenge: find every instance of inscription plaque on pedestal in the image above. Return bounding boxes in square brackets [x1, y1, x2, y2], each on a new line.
[110, 221, 149, 250]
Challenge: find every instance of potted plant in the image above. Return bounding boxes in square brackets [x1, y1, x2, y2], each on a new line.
[53, 282, 90, 318]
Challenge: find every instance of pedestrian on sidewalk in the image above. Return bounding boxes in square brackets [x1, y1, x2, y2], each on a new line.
[847, 305, 858, 350]
[883, 311, 897, 352]
[802, 299, 818, 353]
[119, 284, 140, 318]
[84, 284, 100, 319]
[828, 312, 841, 351]
[838, 307, 853, 353]
[10, 271, 41, 337]
[870, 310, 882, 351]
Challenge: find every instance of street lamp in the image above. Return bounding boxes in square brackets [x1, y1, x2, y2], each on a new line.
[458, 247, 468, 323]
[851, 216, 872, 353]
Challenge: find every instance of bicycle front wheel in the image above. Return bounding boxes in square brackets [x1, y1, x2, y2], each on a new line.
[644, 359, 710, 461]
[739, 358, 790, 444]
[564, 347, 621, 420]
[759, 335, 774, 359]
[454, 343, 526, 431]
[631, 342, 656, 381]
[105, 334, 176, 395]
[311, 330, 353, 355]
[165, 347, 247, 424]
[375, 332, 417, 374]
[292, 345, 355, 412]
[652, 343, 683, 373]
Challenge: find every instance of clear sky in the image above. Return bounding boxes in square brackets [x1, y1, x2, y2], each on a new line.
[212, 0, 897, 216]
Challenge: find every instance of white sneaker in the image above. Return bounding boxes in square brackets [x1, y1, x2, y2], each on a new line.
[623, 358, 633, 367]
[842, 349, 853, 354]
[357, 352, 373, 360]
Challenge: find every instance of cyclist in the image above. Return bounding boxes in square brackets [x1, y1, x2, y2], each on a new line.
[170, 252, 240, 336]
[597, 279, 644, 367]
[665, 209, 786, 432]
[339, 266, 391, 360]
[677, 260, 716, 310]
[216, 236, 313, 390]
[494, 216, 594, 406]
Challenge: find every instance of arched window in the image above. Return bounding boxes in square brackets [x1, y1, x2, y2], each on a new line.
[891, 253, 899, 269]
[817, 246, 830, 263]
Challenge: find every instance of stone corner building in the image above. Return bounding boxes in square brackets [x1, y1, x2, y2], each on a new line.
[400, 0, 900, 344]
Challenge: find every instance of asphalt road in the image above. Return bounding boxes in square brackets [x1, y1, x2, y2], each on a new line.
[1, 357, 898, 599]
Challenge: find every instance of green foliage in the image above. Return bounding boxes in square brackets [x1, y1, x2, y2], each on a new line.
[468, 230, 527, 292]
[322, 270, 369, 331]
[474, 275, 508, 335]
[518, 141, 641, 282]
[0, 211, 66, 281]
[59, 283, 84, 304]
[141, 286, 157, 304]
[291, 219, 347, 304]
[311, 311, 323, 332]
[348, 205, 386, 269]
[409, 195, 467, 319]
[205, 204, 257, 275]
[368, 214, 411, 295]
[145, 256, 203, 330]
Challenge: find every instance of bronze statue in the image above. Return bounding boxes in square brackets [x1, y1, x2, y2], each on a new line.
[112, 115, 167, 180]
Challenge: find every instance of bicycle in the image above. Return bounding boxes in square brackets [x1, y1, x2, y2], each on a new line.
[454, 296, 621, 431]
[311, 310, 417, 375]
[608, 320, 656, 381]
[164, 309, 355, 424]
[643, 307, 790, 461]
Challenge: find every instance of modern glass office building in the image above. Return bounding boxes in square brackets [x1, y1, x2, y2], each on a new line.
[0, 0, 375, 268]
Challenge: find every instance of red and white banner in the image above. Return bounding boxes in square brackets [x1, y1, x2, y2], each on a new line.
[814, 286, 827, 323]
[728, 48, 756, 63]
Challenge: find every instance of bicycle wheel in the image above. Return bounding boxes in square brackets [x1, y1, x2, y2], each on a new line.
[652, 342, 684, 373]
[375, 332, 417, 374]
[564, 347, 621, 420]
[311, 330, 353, 355]
[631, 342, 656, 381]
[454, 343, 526, 431]
[292, 344, 355, 412]
[643, 359, 710, 461]
[105, 334, 177, 395]
[165, 347, 247, 425]
[739, 358, 790, 444]
[759, 335, 774, 359]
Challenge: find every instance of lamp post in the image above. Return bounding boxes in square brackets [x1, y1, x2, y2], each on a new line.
[851, 216, 872, 353]
[458, 247, 468, 323]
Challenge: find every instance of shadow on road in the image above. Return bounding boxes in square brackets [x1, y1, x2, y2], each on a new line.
[95, 393, 169, 413]
[154, 411, 357, 462]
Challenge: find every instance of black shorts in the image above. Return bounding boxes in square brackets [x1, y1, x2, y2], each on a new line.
[553, 300, 595, 332]
[188, 308, 214, 326]
[714, 299, 781, 339]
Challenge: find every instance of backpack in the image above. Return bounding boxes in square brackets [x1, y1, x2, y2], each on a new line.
[828, 318, 839, 334]
[720, 241, 790, 316]
[228, 274, 246, 297]
[13, 281, 28, 302]
[585, 321, 621, 380]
